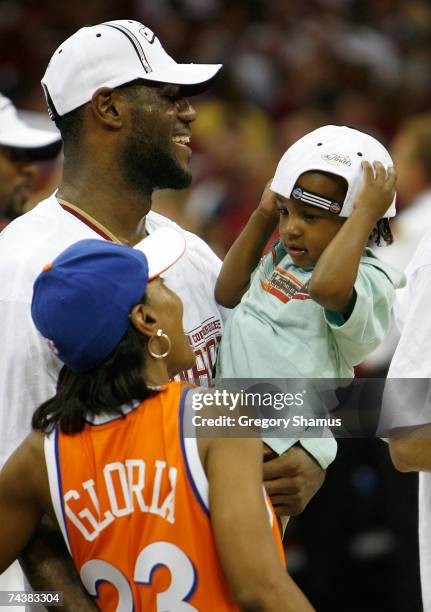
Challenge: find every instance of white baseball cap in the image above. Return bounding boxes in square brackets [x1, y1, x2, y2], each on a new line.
[42, 20, 223, 117]
[0, 94, 61, 154]
[271, 125, 396, 218]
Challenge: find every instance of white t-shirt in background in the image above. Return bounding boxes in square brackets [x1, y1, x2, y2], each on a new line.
[383, 227, 431, 612]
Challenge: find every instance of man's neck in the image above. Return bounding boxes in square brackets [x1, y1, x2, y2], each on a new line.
[57, 169, 153, 245]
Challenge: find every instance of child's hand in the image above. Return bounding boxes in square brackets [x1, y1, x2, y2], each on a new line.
[257, 179, 279, 220]
[353, 160, 396, 221]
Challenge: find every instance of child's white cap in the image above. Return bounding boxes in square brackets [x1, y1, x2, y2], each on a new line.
[271, 125, 396, 218]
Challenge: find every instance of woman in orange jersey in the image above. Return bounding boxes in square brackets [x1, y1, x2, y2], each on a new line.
[0, 229, 314, 612]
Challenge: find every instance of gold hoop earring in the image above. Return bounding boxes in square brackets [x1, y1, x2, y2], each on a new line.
[147, 329, 171, 359]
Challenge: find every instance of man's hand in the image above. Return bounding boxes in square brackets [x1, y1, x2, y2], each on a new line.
[263, 444, 325, 516]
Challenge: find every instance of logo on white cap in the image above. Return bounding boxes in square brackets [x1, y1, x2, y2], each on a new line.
[139, 27, 155, 43]
[329, 202, 342, 214]
[322, 153, 352, 167]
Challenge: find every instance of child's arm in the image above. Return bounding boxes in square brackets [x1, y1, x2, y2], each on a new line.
[215, 180, 279, 308]
[308, 161, 396, 314]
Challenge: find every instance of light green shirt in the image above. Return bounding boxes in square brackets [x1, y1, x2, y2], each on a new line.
[217, 242, 405, 463]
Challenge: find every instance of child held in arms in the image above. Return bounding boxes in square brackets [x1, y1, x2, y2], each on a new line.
[216, 126, 404, 381]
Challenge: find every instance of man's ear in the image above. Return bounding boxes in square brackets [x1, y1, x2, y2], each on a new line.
[130, 303, 159, 338]
[90, 87, 124, 130]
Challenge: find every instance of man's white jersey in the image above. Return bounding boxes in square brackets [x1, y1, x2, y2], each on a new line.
[147, 211, 223, 384]
[0, 194, 224, 469]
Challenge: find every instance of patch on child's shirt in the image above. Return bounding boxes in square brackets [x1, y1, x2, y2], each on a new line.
[261, 267, 310, 303]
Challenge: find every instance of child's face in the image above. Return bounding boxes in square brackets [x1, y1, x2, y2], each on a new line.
[276, 171, 346, 267]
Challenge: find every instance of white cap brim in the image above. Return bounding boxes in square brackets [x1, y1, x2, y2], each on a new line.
[134, 227, 186, 279]
[0, 112, 61, 150]
[141, 63, 222, 88]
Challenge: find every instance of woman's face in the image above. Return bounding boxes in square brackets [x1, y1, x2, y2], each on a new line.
[145, 277, 195, 377]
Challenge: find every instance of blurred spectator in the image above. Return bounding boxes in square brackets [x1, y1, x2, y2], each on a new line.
[0, 94, 61, 230]
[380, 114, 431, 269]
[2, 0, 431, 254]
[365, 114, 431, 373]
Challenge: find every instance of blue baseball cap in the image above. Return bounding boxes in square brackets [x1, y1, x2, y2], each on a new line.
[31, 227, 185, 372]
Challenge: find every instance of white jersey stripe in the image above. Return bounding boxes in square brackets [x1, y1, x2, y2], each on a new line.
[181, 389, 209, 512]
[263, 488, 274, 527]
[44, 431, 72, 555]
[183, 437, 209, 512]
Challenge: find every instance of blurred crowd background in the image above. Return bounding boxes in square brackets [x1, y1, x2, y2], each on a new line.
[1, 0, 429, 609]
[3, 0, 431, 254]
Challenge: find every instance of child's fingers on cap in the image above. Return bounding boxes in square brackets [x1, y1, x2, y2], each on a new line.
[386, 165, 397, 188]
[373, 160, 386, 183]
[361, 159, 373, 180]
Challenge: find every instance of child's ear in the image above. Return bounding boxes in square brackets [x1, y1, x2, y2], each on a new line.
[130, 304, 159, 338]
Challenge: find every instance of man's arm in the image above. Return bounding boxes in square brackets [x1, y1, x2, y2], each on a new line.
[20, 517, 97, 612]
[0, 435, 46, 574]
[0, 432, 96, 611]
[263, 444, 326, 516]
[206, 436, 315, 611]
[388, 424, 431, 473]
[215, 180, 279, 308]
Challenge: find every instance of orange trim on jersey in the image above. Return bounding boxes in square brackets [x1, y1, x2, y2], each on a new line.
[260, 281, 310, 304]
[273, 267, 305, 288]
[261, 281, 290, 303]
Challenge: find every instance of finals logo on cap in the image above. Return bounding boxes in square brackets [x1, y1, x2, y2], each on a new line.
[322, 153, 352, 167]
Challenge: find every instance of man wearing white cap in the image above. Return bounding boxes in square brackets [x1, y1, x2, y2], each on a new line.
[0, 20, 326, 604]
[0, 94, 61, 227]
[0, 95, 61, 610]
[0, 18, 226, 470]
